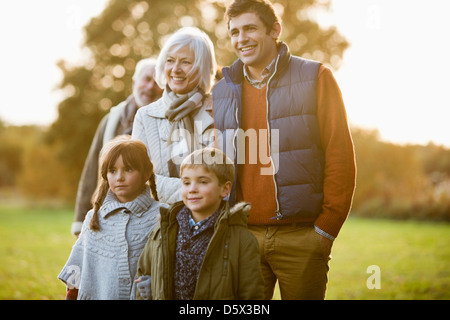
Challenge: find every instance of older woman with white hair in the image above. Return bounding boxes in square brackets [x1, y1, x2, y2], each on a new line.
[132, 27, 217, 204]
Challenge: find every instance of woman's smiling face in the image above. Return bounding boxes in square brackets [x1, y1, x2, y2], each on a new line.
[164, 45, 199, 94]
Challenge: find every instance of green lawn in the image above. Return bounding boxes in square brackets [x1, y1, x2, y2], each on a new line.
[0, 205, 449, 300]
[324, 217, 450, 299]
[0, 206, 75, 299]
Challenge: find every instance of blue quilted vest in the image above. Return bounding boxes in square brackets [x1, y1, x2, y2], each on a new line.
[212, 43, 324, 220]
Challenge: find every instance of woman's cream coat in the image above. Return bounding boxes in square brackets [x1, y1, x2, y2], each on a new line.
[132, 91, 215, 204]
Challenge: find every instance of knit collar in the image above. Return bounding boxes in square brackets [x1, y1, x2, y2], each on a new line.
[99, 185, 154, 219]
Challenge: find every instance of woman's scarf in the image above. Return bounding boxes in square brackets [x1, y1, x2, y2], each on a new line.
[164, 86, 205, 177]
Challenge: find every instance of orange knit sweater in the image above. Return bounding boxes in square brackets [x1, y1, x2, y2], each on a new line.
[237, 65, 356, 238]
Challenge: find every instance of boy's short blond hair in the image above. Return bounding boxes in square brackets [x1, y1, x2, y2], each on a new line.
[180, 148, 235, 185]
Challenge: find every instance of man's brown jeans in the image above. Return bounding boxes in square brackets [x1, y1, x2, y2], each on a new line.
[249, 224, 331, 300]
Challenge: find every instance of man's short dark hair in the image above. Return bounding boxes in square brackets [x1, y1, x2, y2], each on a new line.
[225, 0, 281, 34]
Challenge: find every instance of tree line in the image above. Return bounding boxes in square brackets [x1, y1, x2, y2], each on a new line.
[2, 120, 449, 221]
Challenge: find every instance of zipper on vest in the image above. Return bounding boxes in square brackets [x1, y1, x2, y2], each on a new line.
[232, 102, 239, 160]
[266, 55, 282, 220]
[227, 74, 240, 173]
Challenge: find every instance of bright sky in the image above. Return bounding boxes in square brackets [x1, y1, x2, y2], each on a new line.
[1, 0, 449, 147]
[0, 0, 108, 126]
[326, 0, 450, 148]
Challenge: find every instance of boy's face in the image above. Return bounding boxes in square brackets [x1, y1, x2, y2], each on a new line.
[228, 11, 280, 76]
[181, 166, 231, 221]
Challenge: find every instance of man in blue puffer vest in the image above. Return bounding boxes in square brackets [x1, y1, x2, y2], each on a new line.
[212, 0, 356, 299]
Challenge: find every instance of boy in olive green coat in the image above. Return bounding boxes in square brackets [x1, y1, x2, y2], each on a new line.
[136, 148, 264, 300]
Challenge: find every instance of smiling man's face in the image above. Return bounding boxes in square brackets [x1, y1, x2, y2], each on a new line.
[228, 11, 280, 79]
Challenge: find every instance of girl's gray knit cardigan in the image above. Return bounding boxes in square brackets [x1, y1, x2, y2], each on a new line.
[58, 187, 164, 300]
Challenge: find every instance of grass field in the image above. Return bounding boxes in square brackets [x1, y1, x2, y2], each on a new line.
[0, 205, 449, 300]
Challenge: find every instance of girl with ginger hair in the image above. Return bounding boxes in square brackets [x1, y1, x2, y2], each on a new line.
[58, 135, 164, 300]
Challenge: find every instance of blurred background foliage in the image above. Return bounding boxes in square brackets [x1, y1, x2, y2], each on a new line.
[1, 0, 449, 221]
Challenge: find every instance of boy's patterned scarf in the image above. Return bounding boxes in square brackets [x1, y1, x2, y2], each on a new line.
[173, 205, 221, 300]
